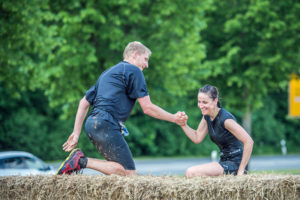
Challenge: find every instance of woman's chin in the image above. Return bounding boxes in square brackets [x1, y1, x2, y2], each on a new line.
[201, 111, 207, 116]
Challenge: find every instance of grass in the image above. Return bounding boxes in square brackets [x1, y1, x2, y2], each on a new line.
[250, 169, 300, 175]
[173, 169, 300, 177]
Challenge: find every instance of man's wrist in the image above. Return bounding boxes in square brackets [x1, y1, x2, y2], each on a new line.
[171, 114, 177, 124]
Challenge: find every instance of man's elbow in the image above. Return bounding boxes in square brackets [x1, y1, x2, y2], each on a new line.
[138, 96, 154, 116]
[79, 97, 90, 109]
[142, 106, 152, 116]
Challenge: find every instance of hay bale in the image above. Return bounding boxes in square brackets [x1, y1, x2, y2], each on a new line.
[0, 174, 299, 200]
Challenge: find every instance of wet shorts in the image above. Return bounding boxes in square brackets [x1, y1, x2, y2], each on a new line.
[219, 160, 240, 175]
[219, 150, 246, 175]
[84, 115, 135, 170]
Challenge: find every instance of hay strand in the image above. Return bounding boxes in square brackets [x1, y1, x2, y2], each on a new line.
[1, 174, 299, 200]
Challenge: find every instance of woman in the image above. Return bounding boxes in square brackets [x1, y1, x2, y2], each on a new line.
[181, 84, 253, 177]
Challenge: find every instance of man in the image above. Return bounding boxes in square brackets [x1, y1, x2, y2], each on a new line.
[57, 41, 187, 176]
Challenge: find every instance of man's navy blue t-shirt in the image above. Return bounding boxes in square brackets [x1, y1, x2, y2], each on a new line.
[85, 61, 148, 123]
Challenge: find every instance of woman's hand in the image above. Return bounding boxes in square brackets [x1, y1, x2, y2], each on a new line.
[237, 169, 245, 176]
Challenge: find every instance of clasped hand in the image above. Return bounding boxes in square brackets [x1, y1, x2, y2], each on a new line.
[175, 111, 188, 126]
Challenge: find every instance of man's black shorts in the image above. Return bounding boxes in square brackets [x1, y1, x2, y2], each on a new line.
[84, 114, 135, 170]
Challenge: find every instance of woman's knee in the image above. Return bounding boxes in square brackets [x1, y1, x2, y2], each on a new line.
[186, 163, 223, 177]
[125, 169, 136, 176]
[185, 167, 197, 178]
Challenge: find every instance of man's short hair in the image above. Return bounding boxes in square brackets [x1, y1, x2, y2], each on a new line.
[123, 41, 152, 59]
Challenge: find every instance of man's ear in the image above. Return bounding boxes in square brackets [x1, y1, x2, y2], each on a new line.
[132, 51, 138, 59]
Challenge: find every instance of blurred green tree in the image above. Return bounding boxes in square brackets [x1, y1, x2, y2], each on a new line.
[0, 0, 56, 97]
[1, 0, 299, 159]
[0, 0, 209, 158]
[200, 0, 300, 135]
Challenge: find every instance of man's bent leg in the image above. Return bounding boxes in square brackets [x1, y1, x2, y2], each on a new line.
[85, 118, 136, 175]
[86, 158, 136, 176]
[87, 158, 125, 175]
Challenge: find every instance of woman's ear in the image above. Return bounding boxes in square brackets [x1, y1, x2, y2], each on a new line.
[214, 98, 219, 106]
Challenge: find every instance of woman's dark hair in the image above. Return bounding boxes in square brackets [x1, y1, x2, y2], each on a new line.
[199, 84, 221, 108]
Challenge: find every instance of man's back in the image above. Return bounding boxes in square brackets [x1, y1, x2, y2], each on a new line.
[86, 61, 148, 122]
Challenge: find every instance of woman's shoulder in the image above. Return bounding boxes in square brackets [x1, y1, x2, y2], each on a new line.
[219, 108, 236, 122]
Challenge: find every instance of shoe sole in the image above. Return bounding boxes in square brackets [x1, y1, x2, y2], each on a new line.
[56, 148, 80, 175]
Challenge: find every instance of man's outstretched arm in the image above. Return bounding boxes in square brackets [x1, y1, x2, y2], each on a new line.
[138, 95, 187, 126]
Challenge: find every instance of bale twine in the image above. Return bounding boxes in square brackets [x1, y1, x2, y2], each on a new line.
[0, 174, 299, 200]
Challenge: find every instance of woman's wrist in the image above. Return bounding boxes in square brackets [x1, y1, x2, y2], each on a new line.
[180, 123, 188, 128]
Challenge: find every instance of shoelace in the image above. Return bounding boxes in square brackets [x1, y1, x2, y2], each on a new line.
[75, 169, 84, 174]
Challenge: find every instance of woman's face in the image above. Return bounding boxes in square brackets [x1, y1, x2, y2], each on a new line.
[197, 92, 217, 116]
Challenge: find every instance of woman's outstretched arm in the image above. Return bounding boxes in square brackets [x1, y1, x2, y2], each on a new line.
[180, 116, 208, 144]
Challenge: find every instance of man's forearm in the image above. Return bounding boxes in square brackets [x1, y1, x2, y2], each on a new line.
[143, 103, 176, 123]
[73, 98, 90, 135]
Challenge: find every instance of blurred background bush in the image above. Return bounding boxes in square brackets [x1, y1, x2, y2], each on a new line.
[0, 0, 299, 160]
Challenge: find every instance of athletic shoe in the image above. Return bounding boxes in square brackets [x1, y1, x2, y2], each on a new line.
[56, 148, 85, 175]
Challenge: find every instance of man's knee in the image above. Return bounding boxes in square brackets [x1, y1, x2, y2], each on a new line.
[106, 163, 126, 176]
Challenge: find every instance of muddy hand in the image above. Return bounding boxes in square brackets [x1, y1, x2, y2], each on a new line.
[62, 133, 79, 152]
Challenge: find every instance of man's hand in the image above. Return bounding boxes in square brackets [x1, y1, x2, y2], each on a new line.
[62, 133, 79, 152]
[174, 111, 188, 126]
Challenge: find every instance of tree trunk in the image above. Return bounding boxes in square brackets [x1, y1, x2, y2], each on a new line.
[242, 105, 252, 172]
[242, 106, 252, 135]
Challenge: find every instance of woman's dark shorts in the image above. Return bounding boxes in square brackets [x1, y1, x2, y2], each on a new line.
[84, 115, 135, 170]
[219, 149, 247, 175]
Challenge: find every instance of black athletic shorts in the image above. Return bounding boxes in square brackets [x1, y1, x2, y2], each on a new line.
[219, 149, 246, 175]
[84, 114, 135, 170]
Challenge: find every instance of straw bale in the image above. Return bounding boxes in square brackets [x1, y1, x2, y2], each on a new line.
[0, 174, 299, 200]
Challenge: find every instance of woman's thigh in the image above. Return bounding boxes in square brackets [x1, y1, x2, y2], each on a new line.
[186, 162, 224, 177]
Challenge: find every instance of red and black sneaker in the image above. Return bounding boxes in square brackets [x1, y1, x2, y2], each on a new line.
[56, 148, 85, 175]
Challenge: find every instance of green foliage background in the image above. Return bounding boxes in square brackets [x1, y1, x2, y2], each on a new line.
[0, 0, 299, 161]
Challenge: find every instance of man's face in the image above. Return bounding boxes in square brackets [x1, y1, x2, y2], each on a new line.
[134, 53, 149, 71]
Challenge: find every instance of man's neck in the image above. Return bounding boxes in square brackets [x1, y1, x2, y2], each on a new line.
[123, 58, 133, 64]
[123, 59, 142, 71]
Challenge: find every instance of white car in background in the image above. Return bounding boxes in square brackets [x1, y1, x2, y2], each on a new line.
[0, 151, 56, 176]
